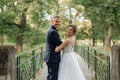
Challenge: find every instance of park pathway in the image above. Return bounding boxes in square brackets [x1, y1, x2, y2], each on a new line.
[35, 53, 95, 80]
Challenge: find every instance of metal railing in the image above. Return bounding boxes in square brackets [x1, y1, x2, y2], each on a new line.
[16, 47, 44, 80]
[75, 43, 110, 80]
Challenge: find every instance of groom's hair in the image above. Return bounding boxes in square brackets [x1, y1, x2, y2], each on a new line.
[53, 15, 60, 19]
[67, 24, 77, 34]
[51, 15, 60, 20]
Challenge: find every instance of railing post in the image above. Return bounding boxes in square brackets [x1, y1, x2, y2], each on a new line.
[40, 47, 43, 69]
[74, 40, 77, 51]
[79, 45, 81, 54]
[17, 56, 20, 80]
[83, 45, 85, 61]
[107, 56, 110, 80]
[94, 50, 97, 80]
[87, 46, 90, 68]
[80, 45, 82, 56]
[111, 44, 120, 80]
[32, 50, 36, 79]
[0, 46, 16, 80]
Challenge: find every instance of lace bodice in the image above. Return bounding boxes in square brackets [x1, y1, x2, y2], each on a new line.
[63, 44, 74, 53]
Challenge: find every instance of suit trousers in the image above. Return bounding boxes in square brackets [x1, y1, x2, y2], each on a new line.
[46, 62, 59, 80]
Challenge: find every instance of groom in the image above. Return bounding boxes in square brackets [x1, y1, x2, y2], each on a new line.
[44, 15, 62, 80]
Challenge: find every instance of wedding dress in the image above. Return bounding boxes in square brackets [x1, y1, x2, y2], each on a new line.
[58, 43, 86, 80]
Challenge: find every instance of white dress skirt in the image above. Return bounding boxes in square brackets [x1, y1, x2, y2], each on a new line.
[58, 44, 86, 80]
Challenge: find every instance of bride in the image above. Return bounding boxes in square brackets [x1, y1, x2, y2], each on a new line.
[55, 24, 86, 80]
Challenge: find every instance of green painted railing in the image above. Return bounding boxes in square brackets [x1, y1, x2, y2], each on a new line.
[75, 43, 110, 80]
[16, 47, 44, 80]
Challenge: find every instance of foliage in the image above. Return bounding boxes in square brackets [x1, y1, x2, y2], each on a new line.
[72, 0, 120, 42]
[1, 0, 120, 50]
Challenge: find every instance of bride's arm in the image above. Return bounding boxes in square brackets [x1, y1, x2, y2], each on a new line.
[55, 39, 69, 52]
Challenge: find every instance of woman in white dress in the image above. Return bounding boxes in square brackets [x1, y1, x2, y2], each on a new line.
[55, 24, 86, 80]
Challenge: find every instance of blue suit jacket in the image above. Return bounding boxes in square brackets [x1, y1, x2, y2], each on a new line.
[44, 25, 62, 63]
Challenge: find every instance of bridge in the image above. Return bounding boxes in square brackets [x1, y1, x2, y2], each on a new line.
[35, 43, 110, 80]
[35, 52, 95, 80]
[0, 42, 119, 80]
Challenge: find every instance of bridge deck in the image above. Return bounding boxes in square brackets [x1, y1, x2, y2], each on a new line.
[35, 53, 95, 80]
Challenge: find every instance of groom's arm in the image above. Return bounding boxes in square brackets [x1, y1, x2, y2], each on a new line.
[51, 31, 62, 46]
[55, 39, 69, 52]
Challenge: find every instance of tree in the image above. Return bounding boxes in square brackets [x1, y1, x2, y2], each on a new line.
[78, 0, 120, 49]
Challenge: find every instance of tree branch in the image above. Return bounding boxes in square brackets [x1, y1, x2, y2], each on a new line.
[2, 19, 20, 27]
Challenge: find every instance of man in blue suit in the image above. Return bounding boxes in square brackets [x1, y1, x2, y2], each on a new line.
[44, 15, 62, 80]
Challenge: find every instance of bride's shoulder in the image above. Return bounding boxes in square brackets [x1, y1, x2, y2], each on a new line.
[66, 37, 74, 41]
[65, 38, 71, 43]
[66, 37, 70, 41]
[63, 37, 74, 46]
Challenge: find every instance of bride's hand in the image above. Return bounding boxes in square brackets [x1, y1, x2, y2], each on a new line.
[55, 46, 59, 52]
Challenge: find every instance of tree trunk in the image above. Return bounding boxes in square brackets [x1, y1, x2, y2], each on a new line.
[105, 24, 113, 51]
[91, 21, 96, 46]
[73, 12, 79, 24]
[16, 8, 27, 52]
[0, 28, 4, 45]
[102, 38, 105, 46]
[16, 35, 23, 52]
[2, 8, 27, 52]
[92, 38, 96, 46]
[69, 2, 72, 24]
[0, 36, 3, 45]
